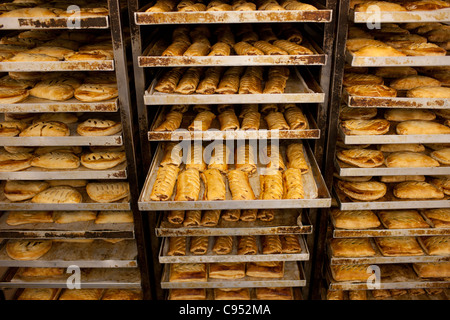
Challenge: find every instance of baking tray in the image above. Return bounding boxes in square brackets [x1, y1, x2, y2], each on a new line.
[338, 122, 450, 145]
[166, 287, 303, 300]
[0, 239, 138, 268]
[0, 162, 127, 181]
[148, 106, 320, 141]
[138, 142, 331, 211]
[143, 67, 325, 105]
[345, 49, 450, 67]
[139, 38, 326, 67]
[158, 235, 309, 263]
[321, 287, 450, 300]
[0, 97, 119, 113]
[342, 87, 450, 109]
[156, 209, 312, 237]
[0, 16, 109, 29]
[0, 267, 140, 289]
[351, 8, 450, 23]
[326, 263, 450, 291]
[327, 237, 450, 265]
[0, 60, 114, 72]
[330, 209, 450, 238]
[334, 186, 450, 211]
[0, 211, 134, 239]
[135, 2, 332, 25]
[0, 181, 131, 211]
[160, 261, 306, 289]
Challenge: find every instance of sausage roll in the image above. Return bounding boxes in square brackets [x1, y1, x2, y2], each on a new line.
[238, 73, 263, 94]
[208, 42, 231, 56]
[149, 164, 179, 201]
[283, 168, 304, 199]
[268, 66, 290, 80]
[216, 72, 240, 94]
[216, 28, 235, 46]
[185, 144, 207, 172]
[174, 168, 201, 201]
[208, 143, 230, 173]
[217, 104, 234, 113]
[167, 210, 185, 224]
[263, 76, 287, 94]
[154, 67, 185, 93]
[281, 234, 302, 253]
[260, 103, 279, 114]
[218, 109, 240, 130]
[237, 235, 258, 255]
[233, 41, 264, 56]
[213, 236, 233, 255]
[154, 111, 183, 132]
[162, 41, 190, 56]
[240, 209, 258, 221]
[188, 110, 216, 131]
[193, 104, 212, 113]
[200, 168, 226, 200]
[174, 67, 203, 94]
[227, 169, 256, 200]
[221, 209, 241, 221]
[265, 111, 290, 130]
[189, 236, 209, 255]
[284, 105, 309, 130]
[262, 235, 282, 254]
[239, 104, 259, 118]
[168, 237, 187, 256]
[235, 143, 257, 175]
[171, 105, 189, 113]
[286, 142, 309, 173]
[200, 210, 221, 226]
[241, 111, 261, 130]
[264, 145, 286, 171]
[260, 170, 284, 200]
[233, 1, 257, 10]
[273, 40, 314, 55]
[257, 209, 275, 222]
[253, 41, 288, 55]
[183, 210, 202, 227]
[183, 41, 211, 57]
[160, 142, 183, 167]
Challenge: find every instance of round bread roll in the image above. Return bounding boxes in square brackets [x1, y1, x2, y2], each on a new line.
[76, 118, 122, 136]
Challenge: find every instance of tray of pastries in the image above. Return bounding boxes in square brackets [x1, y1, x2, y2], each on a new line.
[0, 239, 137, 268]
[0, 179, 131, 211]
[0, 209, 134, 239]
[167, 286, 303, 300]
[334, 175, 450, 210]
[138, 140, 331, 211]
[136, 0, 331, 24]
[334, 141, 450, 176]
[140, 24, 326, 67]
[14, 288, 142, 300]
[325, 288, 450, 300]
[327, 235, 450, 265]
[0, 113, 123, 146]
[0, 30, 114, 71]
[327, 262, 450, 290]
[1, 267, 141, 289]
[330, 208, 450, 238]
[345, 23, 450, 66]
[159, 234, 308, 263]
[160, 260, 306, 288]
[0, 0, 109, 29]
[351, 0, 450, 23]
[156, 208, 312, 236]
[148, 103, 320, 141]
[342, 65, 450, 109]
[144, 66, 325, 105]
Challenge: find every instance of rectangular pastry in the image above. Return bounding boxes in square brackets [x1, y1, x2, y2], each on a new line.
[262, 235, 282, 254]
[330, 264, 372, 282]
[260, 171, 284, 200]
[280, 235, 302, 253]
[183, 210, 202, 227]
[189, 236, 209, 255]
[168, 237, 186, 256]
[174, 168, 201, 201]
[18, 288, 60, 300]
[327, 290, 344, 300]
[283, 168, 304, 199]
[214, 288, 250, 300]
[375, 237, 424, 256]
[209, 262, 245, 279]
[168, 289, 206, 300]
[286, 143, 309, 173]
[412, 262, 450, 278]
[227, 169, 255, 200]
[149, 164, 179, 201]
[423, 208, 450, 228]
[246, 261, 284, 278]
[212, 236, 233, 255]
[241, 111, 261, 130]
[201, 168, 226, 201]
[378, 210, 430, 229]
[52, 211, 97, 224]
[235, 143, 257, 175]
[255, 287, 293, 300]
[169, 263, 207, 282]
[330, 238, 376, 257]
[237, 235, 258, 255]
[185, 144, 207, 172]
[160, 142, 183, 167]
[200, 210, 221, 226]
[221, 209, 240, 221]
[94, 211, 133, 224]
[330, 209, 381, 229]
[419, 236, 450, 256]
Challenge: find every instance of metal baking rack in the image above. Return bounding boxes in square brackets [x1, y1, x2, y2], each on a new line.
[0, 267, 141, 289]
[138, 142, 331, 211]
[350, 8, 450, 24]
[345, 50, 450, 67]
[159, 234, 309, 264]
[0, 239, 138, 268]
[0, 60, 115, 72]
[148, 106, 320, 141]
[156, 209, 312, 237]
[144, 67, 325, 106]
[321, 287, 450, 300]
[160, 261, 306, 289]
[0, 16, 109, 30]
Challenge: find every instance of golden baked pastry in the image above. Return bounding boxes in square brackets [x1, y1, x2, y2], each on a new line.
[327, 290, 344, 300]
[211, 236, 233, 255]
[214, 288, 250, 300]
[284, 105, 309, 130]
[343, 73, 384, 87]
[423, 208, 450, 228]
[168, 289, 207, 300]
[255, 287, 293, 300]
[354, 1, 407, 12]
[279, 234, 301, 253]
[375, 66, 417, 78]
[149, 164, 179, 201]
[53, 211, 97, 224]
[399, 43, 447, 56]
[272, 40, 313, 55]
[34, 113, 78, 124]
[208, 143, 229, 173]
[237, 235, 257, 255]
[337, 180, 387, 201]
[169, 263, 207, 282]
[346, 38, 389, 52]
[235, 143, 257, 175]
[397, 120, 450, 135]
[86, 182, 129, 203]
[390, 75, 441, 91]
[167, 210, 185, 225]
[19, 121, 69, 137]
[349, 291, 367, 300]
[385, 152, 440, 168]
[209, 262, 246, 279]
[331, 238, 376, 257]
[336, 148, 384, 168]
[80, 151, 126, 170]
[384, 109, 436, 122]
[282, 168, 304, 199]
[18, 288, 59, 300]
[196, 67, 223, 94]
[346, 84, 397, 97]
[18, 267, 63, 278]
[175, 67, 203, 94]
[425, 24, 450, 42]
[372, 290, 391, 300]
[431, 177, 450, 195]
[3, 180, 49, 202]
[0, 87, 29, 104]
[413, 262, 450, 278]
[94, 211, 133, 224]
[59, 289, 103, 300]
[6, 211, 53, 225]
[378, 143, 425, 153]
[246, 261, 284, 278]
[260, 171, 284, 200]
[200, 210, 221, 227]
[404, 0, 450, 10]
[221, 209, 240, 222]
[384, 34, 428, 49]
[31, 152, 80, 169]
[261, 235, 282, 254]
[155, 67, 185, 93]
[420, 236, 450, 255]
[393, 181, 444, 199]
[331, 209, 381, 229]
[189, 236, 208, 255]
[160, 142, 183, 167]
[185, 144, 206, 172]
[239, 209, 257, 222]
[77, 119, 122, 136]
[376, 237, 424, 256]
[174, 168, 200, 201]
[199, 168, 226, 201]
[74, 84, 118, 102]
[6, 239, 52, 260]
[264, 145, 286, 172]
[216, 68, 242, 94]
[285, 143, 309, 173]
[183, 210, 202, 227]
[331, 264, 372, 282]
[0, 150, 33, 172]
[407, 86, 450, 98]
[341, 119, 390, 135]
[218, 109, 240, 131]
[353, 44, 406, 57]
[101, 289, 142, 300]
[31, 186, 82, 204]
[378, 210, 430, 229]
[264, 111, 289, 130]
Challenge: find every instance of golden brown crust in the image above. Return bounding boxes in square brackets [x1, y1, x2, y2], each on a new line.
[201, 168, 226, 201]
[168, 289, 206, 300]
[214, 288, 250, 300]
[169, 263, 207, 282]
[337, 180, 387, 201]
[200, 210, 221, 227]
[150, 164, 180, 201]
[283, 168, 304, 199]
[31, 186, 82, 204]
[331, 238, 376, 257]
[174, 168, 201, 201]
[246, 261, 284, 278]
[337, 148, 384, 168]
[86, 182, 129, 203]
[378, 210, 429, 229]
[393, 181, 444, 199]
[237, 235, 258, 255]
[183, 210, 202, 227]
[331, 264, 372, 282]
[385, 152, 440, 168]
[420, 236, 450, 255]
[18, 288, 59, 300]
[227, 169, 255, 200]
[59, 289, 103, 300]
[209, 262, 246, 279]
[413, 262, 450, 278]
[341, 119, 390, 135]
[101, 289, 142, 300]
[168, 237, 187, 256]
[212, 236, 233, 255]
[6, 239, 52, 260]
[331, 209, 381, 229]
[255, 287, 293, 300]
[375, 237, 425, 256]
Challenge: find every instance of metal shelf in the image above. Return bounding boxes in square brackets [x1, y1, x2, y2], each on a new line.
[0, 16, 109, 29]
[351, 8, 450, 24]
[144, 67, 325, 105]
[160, 261, 306, 289]
[159, 235, 309, 264]
[148, 107, 320, 141]
[166, 287, 303, 300]
[345, 50, 450, 67]
[0, 239, 138, 268]
[138, 142, 331, 211]
[156, 209, 312, 237]
[0, 60, 114, 72]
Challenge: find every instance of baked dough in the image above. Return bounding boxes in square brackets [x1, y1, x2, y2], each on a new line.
[31, 152, 80, 169]
[167, 210, 185, 225]
[331, 209, 381, 229]
[385, 152, 440, 168]
[0, 150, 33, 171]
[338, 180, 387, 201]
[74, 84, 118, 102]
[80, 151, 126, 170]
[76, 119, 122, 136]
[420, 236, 450, 255]
[375, 237, 424, 256]
[185, 144, 206, 172]
[378, 210, 430, 229]
[167, 237, 187, 256]
[59, 289, 103, 300]
[375, 66, 418, 78]
[175, 67, 203, 94]
[29, 80, 74, 101]
[264, 145, 286, 171]
[327, 290, 344, 300]
[413, 262, 450, 278]
[430, 148, 450, 165]
[150, 164, 179, 201]
[337, 148, 384, 168]
[262, 235, 282, 254]
[169, 263, 207, 282]
[86, 182, 130, 203]
[331, 264, 372, 282]
[6, 239, 52, 260]
[218, 109, 239, 131]
[341, 119, 390, 135]
[18, 267, 64, 278]
[378, 143, 425, 153]
[393, 181, 444, 199]
[237, 235, 258, 255]
[52, 211, 97, 224]
[346, 84, 397, 97]
[257, 209, 275, 222]
[240, 209, 257, 222]
[208, 143, 230, 173]
[404, 0, 450, 10]
[399, 43, 447, 56]
[221, 209, 240, 221]
[227, 169, 255, 200]
[209, 262, 246, 279]
[101, 289, 142, 300]
[423, 208, 450, 228]
[354, 1, 407, 12]
[200, 168, 226, 201]
[189, 236, 209, 255]
[384, 109, 436, 122]
[174, 168, 200, 201]
[283, 168, 304, 199]
[255, 287, 293, 300]
[32, 186, 82, 204]
[343, 73, 384, 87]
[168, 289, 206, 300]
[214, 288, 250, 300]
[183, 210, 202, 227]
[286, 143, 309, 173]
[3, 180, 49, 202]
[19, 121, 69, 137]
[6, 211, 53, 225]
[235, 143, 257, 175]
[18, 288, 59, 300]
[330, 238, 376, 257]
[160, 142, 183, 167]
[95, 211, 133, 224]
[349, 291, 367, 300]
[200, 210, 221, 226]
[407, 86, 450, 98]
[212, 236, 233, 255]
[155, 67, 185, 93]
[246, 261, 284, 278]
[0, 87, 29, 104]
[260, 171, 284, 200]
[390, 75, 441, 91]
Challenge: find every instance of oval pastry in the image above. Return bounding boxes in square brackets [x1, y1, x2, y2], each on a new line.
[6, 239, 52, 260]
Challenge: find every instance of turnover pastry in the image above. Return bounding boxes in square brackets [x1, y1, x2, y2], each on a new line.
[149, 164, 179, 201]
[384, 109, 436, 122]
[167, 210, 185, 225]
[86, 182, 130, 203]
[396, 120, 450, 135]
[174, 168, 200, 201]
[169, 263, 207, 282]
[413, 262, 450, 278]
[264, 111, 289, 130]
[337, 180, 387, 201]
[262, 235, 282, 254]
[346, 84, 397, 97]
[221, 209, 240, 221]
[214, 288, 250, 300]
[31, 152, 80, 169]
[6, 239, 52, 260]
[407, 86, 450, 98]
[284, 105, 309, 130]
[212, 236, 233, 255]
[431, 177, 450, 195]
[0, 87, 29, 103]
[0, 150, 33, 171]
[17, 288, 59, 300]
[6, 211, 53, 225]
[341, 119, 390, 135]
[74, 84, 118, 102]
[389, 75, 441, 91]
[29, 79, 74, 101]
[233, 41, 264, 56]
[95, 211, 133, 224]
[280, 234, 302, 253]
[0, 120, 28, 137]
[331, 264, 373, 282]
[183, 41, 211, 57]
[337, 148, 384, 168]
[77, 119, 122, 136]
[354, 1, 407, 12]
[423, 208, 450, 228]
[227, 169, 255, 200]
[201, 168, 226, 200]
[216, 66, 243, 94]
[430, 148, 450, 165]
[385, 152, 440, 168]
[331, 209, 381, 229]
[403, 0, 450, 10]
[31, 186, 82, 204]
[378, 143, 425, 153]
[330, 238, 376, 257]
[20, 121, 69, 137]
[160, 142, 183, 167]
[200, 210, 221, 226]
[420, 236, 450, 256]
[399, 43, 447, 56]
[393, 181, 444, 199]
[378, 210, 429, 229]
[80, 151, 126, 170]
[4, 180, 49, 202]
[53, 211, 97, 224]
[209, 262, 246, 279]
[375, 237, 424, 256]
[343, 73, 384, 87]
[218, 109, 240, 130]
